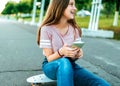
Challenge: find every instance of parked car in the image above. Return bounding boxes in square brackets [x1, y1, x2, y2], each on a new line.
[77, 9, 91, 17]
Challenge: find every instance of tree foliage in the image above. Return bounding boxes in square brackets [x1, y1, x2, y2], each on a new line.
[75, 0, 92, 11]
[2, 0, 32, 15]
[16, 1, 32, 13]
[37, 0, 50, 11]
[102, 0, 116, 17]
[2, 0, 119, 17]
[2, 1, 18, 14]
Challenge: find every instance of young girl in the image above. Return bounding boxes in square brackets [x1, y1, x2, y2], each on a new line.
[37, 0, 110, 86]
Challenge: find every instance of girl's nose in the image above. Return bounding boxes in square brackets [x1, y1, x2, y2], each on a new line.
[73, 6, 77, 11]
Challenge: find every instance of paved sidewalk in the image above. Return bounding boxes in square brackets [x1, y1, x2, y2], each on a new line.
[0, 19, 120, 86]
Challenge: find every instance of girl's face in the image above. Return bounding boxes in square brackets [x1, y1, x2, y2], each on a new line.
[63, 0, 77, 20]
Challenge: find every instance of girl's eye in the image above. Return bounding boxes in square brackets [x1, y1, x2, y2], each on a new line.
[69, 3, 74, 6]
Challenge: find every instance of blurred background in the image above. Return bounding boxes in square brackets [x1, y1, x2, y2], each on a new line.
[0, 0, 119, 40]
[0, 0, 120, 40]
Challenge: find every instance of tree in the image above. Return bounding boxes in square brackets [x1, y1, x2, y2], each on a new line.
[102, 0, 115, 18]
[37, 0, 50, 11]
[16, 0, 32, 14]
[2, 1, 18, 15]
[2, 0, 33, 15]
[75, 0, 92, 11]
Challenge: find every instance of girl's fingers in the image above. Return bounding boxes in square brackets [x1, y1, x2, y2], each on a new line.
[79, 49, 83, 58]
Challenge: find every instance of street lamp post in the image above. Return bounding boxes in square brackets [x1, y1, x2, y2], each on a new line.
[38, 0, 45, 25]
[31, 0, 37, 24]
[88, 0, 102, 31]
[38, 0, 52, 26]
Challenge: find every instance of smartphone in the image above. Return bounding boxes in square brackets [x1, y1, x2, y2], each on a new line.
[72, 41, 85, 48]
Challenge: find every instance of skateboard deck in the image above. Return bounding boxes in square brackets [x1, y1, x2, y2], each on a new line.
[27, 74, 56, 86]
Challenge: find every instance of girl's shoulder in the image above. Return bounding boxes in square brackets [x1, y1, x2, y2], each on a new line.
[41, 25, 52, 30]
[69, 24, 79, 32]
[69, 24, 81, 38]
[41, 25, 54, 32]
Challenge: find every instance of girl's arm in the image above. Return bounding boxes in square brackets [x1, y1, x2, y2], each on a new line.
[43, 48, 61, 62]
[43, 44, 80, 62]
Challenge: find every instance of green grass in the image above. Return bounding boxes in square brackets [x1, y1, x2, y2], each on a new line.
[75, 15, 120, 40]
[75, 16, 90, 28]
[75, 15, 120, 29]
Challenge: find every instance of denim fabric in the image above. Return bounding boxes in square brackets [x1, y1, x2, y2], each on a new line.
[42, 57, 110, 86]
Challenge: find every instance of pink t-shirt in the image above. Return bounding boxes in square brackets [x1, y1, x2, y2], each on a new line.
[39, 25, 81, 53]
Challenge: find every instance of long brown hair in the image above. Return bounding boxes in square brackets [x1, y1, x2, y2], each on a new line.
[37, 0, 81, 45]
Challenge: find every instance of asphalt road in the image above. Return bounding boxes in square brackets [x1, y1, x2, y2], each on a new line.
[0, 18, 120, 86]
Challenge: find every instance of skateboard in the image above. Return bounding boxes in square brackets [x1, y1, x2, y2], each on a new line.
[26, 74, 56, 86]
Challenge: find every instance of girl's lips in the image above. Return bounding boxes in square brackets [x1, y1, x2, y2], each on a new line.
[71, 11, 76, 15]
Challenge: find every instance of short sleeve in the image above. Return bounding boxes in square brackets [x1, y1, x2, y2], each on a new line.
[39, 26, 52, 48]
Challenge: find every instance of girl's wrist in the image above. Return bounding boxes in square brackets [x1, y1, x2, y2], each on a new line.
[58, 48, 64, 57]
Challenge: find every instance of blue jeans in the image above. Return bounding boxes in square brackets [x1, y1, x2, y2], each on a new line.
[42, 57, 110, 86]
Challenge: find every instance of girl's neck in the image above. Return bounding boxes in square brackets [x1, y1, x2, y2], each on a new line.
[55, 17, 69, 29]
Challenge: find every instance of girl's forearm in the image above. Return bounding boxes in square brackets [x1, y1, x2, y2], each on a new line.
[47, 51, 62, 62]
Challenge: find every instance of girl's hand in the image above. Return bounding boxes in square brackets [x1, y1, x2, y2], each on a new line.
[69, 47, 83, 61]
[59, 44, 79, 58]
[75, 48, 83, 58]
